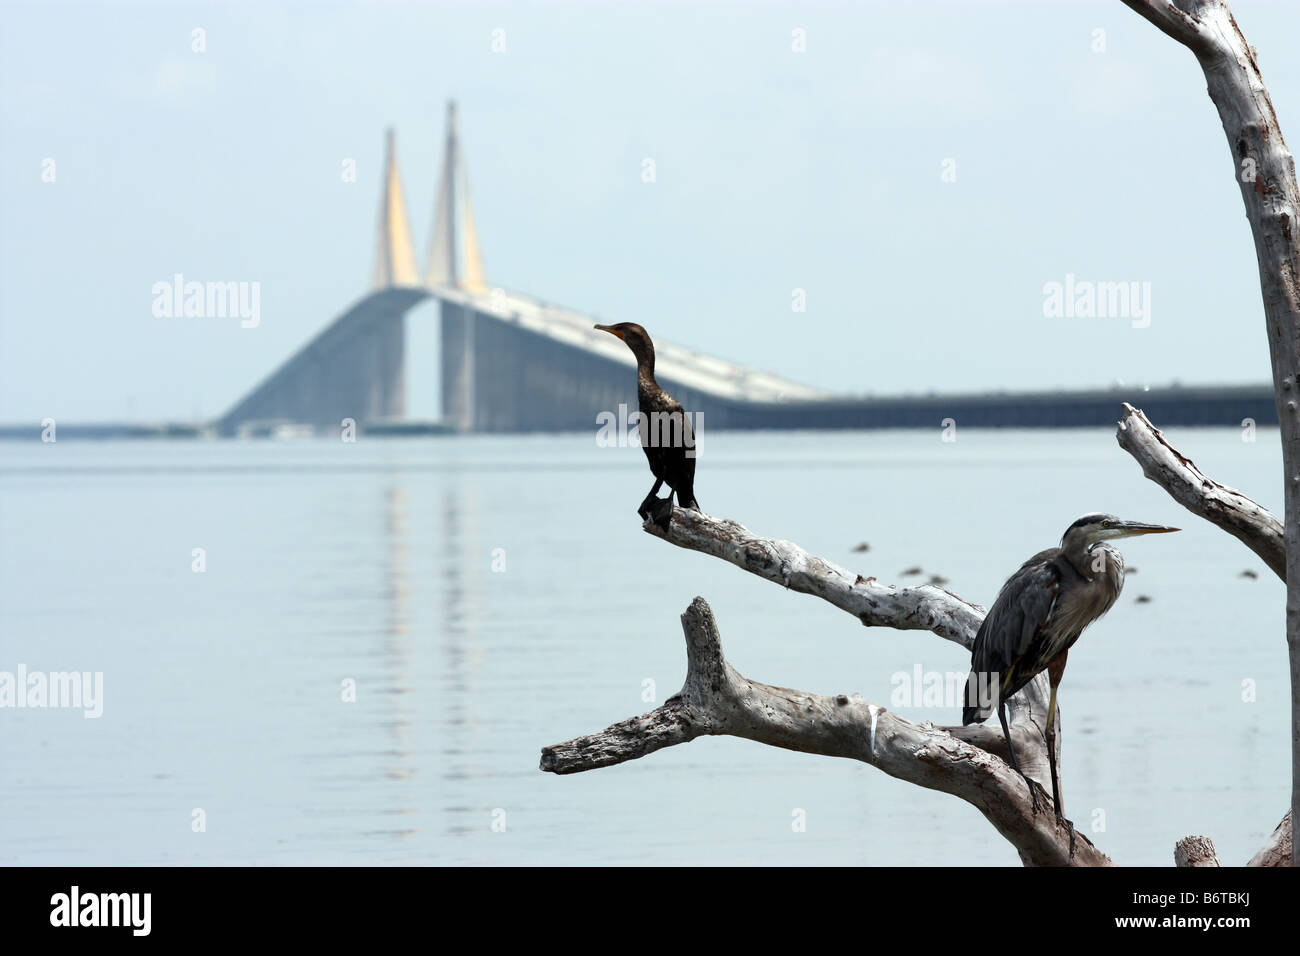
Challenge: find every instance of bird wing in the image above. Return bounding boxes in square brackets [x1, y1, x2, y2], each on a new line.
[665, 394, 698, 494]
[680, 403, 697, 472]
[639, 387, 697, 486]
[970, 551, 1062, 704]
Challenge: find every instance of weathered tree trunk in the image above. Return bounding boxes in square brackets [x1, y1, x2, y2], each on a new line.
[1122, 0, 1300, 864]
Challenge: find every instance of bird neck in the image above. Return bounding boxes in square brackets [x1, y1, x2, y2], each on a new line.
[1065, 540, 1121, 581]
[632, 343, 656, 385]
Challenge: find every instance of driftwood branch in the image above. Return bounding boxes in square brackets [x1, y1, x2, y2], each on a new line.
[547, 0, 1297, 868]
[1117, 404, 1294, 862]
[642, 507, 1055, 785]
[540, 597, 1107, 866]
[1119, 0, 1217, 56]
[1117, 403, 1284, 579]
[1174, 835, 1221, 867]
[1122, 0, 1300, 866]
[1247, 811, 1293, 867]
[641, 508, 984, 647]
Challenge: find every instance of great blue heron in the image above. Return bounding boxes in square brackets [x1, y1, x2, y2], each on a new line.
[594, 322, 700, 528]
[961, 513, 1178, 824]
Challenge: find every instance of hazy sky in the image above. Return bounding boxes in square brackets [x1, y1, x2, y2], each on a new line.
[3, 0, 1299, 422]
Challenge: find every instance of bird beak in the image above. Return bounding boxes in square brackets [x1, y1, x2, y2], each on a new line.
[1114, 520, 1180, 537]
[594, 323, 624, 341]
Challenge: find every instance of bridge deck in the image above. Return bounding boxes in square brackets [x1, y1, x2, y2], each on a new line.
[434, 285, 827, 404]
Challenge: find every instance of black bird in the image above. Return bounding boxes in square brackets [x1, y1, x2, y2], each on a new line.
[961, 513, 1178, 823]
[595, 322, 700, 529]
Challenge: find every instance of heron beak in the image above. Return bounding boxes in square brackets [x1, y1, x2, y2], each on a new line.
[594, 323, 624, 340]
[1115, 520, 1180, 537]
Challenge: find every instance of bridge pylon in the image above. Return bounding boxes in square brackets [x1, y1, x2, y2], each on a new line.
[370, 128, 421, 290]
[426, 101, 487, 293]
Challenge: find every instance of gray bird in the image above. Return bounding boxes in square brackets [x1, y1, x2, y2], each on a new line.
[961, 513, 1178, 823]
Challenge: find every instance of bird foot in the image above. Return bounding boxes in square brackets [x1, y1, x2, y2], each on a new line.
[1057, 814, 1077, 859]
[638, 494, 674, 529]
[639, 494, 674, 528]
[1024, 778, 1042, 815]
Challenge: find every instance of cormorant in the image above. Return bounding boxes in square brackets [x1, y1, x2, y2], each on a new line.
[594, 322, 700, 529]
[961, 513, 1178, 823]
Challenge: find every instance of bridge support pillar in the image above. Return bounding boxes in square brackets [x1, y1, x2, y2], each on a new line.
[440, 301, 475, 432]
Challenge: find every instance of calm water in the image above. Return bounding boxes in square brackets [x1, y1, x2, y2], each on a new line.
[0, 427, 1289, 865]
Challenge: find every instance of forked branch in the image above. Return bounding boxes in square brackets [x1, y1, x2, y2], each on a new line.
[540, 597, 1106, 866]
[641, 508, 1055, 780]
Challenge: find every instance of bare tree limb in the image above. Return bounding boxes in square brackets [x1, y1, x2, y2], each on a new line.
[1119, 0, 1216, 56]
[547, 0, 1297, 868]
[1174, 835, 1221, 867]
[1247, 811, 1293, 867]
[641, 508, 984, 647]
[641, 507, 1056, 785]
[1116, 403, 1284, 579]
[540, 597, 1109, 866]
[1115, 406, 1296, 863]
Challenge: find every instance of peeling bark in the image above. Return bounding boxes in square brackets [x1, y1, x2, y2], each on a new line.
[1175, 835, 1221, 867]
[1247, 811, 1293, 867]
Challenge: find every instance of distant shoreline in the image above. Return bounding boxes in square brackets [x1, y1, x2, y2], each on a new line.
[0, 382, 1279, 441]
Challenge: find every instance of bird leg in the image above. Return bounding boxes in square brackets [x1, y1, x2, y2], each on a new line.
[998, 701, 1041, 814]
[638, 479, 665, 522]
[1046, 683, 1063, 819]
[1045, 681, 1076, 858]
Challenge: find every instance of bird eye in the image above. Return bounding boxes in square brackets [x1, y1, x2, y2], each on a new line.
[1102, 520, 1111, 527]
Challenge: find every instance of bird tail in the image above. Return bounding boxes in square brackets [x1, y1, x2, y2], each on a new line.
[676, 484, 699, 512]
[961, 669, 994, 725]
